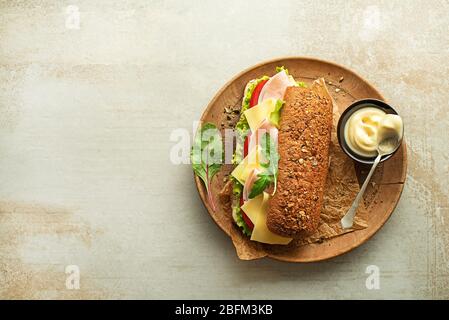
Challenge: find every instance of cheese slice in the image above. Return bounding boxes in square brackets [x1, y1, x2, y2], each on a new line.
[241, 193, 265, 224]
[241, 192, 292, 245]
[244, 98, 277, 132]
[231, 145, 266, 184]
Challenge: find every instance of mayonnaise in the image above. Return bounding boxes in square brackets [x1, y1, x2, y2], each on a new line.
[344, 106, 403, 157]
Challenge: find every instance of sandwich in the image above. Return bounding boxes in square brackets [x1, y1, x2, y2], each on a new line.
[230, 67, 333, 244]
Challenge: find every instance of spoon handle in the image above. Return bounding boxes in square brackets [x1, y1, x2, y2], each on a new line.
[341, 154, 382, 229]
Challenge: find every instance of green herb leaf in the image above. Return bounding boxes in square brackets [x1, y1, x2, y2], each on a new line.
[296, 81, 307, 88]
[260, 132, 279, 165]
[191, 123, 223, 211]
[248, 173, 273, 199]
[259, 162, 270, 169]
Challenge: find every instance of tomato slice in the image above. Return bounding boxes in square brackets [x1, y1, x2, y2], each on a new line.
[243, 133, 251, 157]
[249, 79, 268, 108]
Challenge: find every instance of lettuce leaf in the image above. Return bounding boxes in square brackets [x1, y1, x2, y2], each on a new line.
[231, 170, 253, 235]
[269, 99, 284, 128]
[233, 205, 252, 236]
[275, 66, 289, 75]
[276, 66, 307, 88]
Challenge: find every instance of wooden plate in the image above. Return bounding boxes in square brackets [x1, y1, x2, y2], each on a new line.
[194, 57, 407, 262]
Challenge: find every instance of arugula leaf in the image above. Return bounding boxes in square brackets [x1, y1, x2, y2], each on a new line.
[260, 132, 280, 195]
[191, 123, 223, 211]
[269, 99, 284, 128]
[259, 162, 270, 169]
[248, 172, 273, 199]
[261, 132, 279, 164]
[247, 133, 280, 199]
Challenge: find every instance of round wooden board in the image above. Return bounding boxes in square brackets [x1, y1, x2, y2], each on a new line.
[194, 57, 407, 262]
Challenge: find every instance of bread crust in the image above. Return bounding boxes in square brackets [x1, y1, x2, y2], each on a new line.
[266, 83, 333, 237]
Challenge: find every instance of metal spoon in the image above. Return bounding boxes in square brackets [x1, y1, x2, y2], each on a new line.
[340, 134, 402, 229]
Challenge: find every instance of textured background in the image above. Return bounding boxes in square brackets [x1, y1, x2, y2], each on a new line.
[0, 0, 448, 299]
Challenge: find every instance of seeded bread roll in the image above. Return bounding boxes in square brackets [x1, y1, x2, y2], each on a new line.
[266, 79, 333, 237]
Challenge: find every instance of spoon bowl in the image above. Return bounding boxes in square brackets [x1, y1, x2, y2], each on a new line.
[378, 135, 401, 156]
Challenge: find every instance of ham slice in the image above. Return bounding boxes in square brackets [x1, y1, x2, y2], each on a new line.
[258, 70, 295, 104]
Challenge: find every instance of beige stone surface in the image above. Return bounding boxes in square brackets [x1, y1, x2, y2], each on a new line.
[0, 0, 448, 299]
